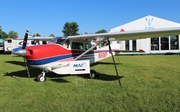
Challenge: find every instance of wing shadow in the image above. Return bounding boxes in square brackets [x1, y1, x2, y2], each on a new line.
[91, 61, 122, 67]
[96, 72, 124, 81]
[78, 71, 124, 81]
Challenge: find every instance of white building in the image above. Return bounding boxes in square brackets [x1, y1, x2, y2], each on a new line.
[110, 15, 180, 54]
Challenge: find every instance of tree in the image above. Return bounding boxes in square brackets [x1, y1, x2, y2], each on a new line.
[1, 32, 8, 38]
[8, 31, 18, 38]
[0, 26, 8, 38]
[33, 33, 41, 37]
[62, 22, 79, 36]
[0, 26, 2, 33]
[95, 29, 107, 34]
[49, 34, 55, 37]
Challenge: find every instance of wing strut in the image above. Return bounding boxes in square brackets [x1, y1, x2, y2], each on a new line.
[74, 37, 107, 60]
[107, 39, 122, 87]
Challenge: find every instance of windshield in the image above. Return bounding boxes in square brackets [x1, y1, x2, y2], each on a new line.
[48, 36, 67, 45]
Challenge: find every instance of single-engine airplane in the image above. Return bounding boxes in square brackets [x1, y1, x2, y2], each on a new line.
[13, 27, 180, 83]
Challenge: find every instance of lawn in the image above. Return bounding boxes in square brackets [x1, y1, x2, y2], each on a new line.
[0, 54, 180, 112]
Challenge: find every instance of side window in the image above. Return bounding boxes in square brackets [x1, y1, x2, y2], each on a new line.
[7, 40, 12, 43]
[91, 43, 97, 50]
[85, 43, 92, 49]
[72, 42, 84, 50]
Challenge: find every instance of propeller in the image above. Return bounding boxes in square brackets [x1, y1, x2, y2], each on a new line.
[12, 30, 30, 77]
[22, 30, 30, 77]
[22, 30, 29, 49]
[107, 39, 122, 87]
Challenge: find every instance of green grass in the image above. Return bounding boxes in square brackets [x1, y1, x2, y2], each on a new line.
[0, 54, 180, 112]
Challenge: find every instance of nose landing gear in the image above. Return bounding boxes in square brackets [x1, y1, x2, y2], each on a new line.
[36, 71, 46, 82]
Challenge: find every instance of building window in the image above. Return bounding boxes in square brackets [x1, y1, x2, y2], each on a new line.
[170, 35, 179, 50]
[125, 40, 129, 50]
[132, 40, 136, 51]
[31, 41, 35, 45]
[42, 41, 47, 44]
[161, 36, 169, 50]
[151, 37, 159, 50]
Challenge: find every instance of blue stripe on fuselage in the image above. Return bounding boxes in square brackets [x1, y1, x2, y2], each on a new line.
[27, 54, 73, 65]
[26, 50, 111, 65]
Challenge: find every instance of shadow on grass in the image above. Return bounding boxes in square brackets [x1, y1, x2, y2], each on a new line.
[91, 61, 122, 67]
[164, 52, 180, 55]
[49, 78, 70, 83]
[4, 69, 124, 82]
[89, 71, 124, 81]
[4, 60, 124, 82]
[5, 61, 26, 67]
[4, 68, 70, 83]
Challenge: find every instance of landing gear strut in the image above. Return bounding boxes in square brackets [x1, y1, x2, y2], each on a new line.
[36, 71, 46, 82]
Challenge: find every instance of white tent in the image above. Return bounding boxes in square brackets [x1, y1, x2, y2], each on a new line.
[110, 15, 180, 32]
[110, 15, 180, 54]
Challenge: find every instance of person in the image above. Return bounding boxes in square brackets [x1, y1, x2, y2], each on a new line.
[79, 45, 83, 50]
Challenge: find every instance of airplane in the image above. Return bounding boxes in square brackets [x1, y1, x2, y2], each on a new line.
[13, 27, 180, 84]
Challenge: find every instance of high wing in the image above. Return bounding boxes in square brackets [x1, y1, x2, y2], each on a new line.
[27, 37, 54, 41]
[16, 36, 54, 41]
[67, 27, 180, 40]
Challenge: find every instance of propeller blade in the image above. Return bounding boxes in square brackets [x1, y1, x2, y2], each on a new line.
[108, 39, 122, 87]
[22, 30, 30, 77]
[22, 30, 29, 49]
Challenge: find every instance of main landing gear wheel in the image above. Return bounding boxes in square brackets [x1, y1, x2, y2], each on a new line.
[36, 72, 46, 82]
[89, 70, 98, 79]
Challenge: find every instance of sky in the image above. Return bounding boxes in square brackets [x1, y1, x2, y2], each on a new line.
[0, 0, 180, 38]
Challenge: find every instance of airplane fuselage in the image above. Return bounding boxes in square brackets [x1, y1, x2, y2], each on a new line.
[25, 42, 119, 74]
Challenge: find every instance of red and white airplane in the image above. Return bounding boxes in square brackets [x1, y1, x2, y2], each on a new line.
[13, 27, 180, 83]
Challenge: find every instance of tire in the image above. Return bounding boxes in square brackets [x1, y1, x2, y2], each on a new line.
[89, 70, 97, 79]
[36, 73, 46, 82]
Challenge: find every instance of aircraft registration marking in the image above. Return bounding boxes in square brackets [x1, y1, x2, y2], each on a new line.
[98, 52, 107, 58]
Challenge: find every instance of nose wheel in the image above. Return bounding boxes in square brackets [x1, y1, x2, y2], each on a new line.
[36, 71, 46, 82]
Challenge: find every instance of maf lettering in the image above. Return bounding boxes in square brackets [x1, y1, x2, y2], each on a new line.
[73, 62, 86, 67]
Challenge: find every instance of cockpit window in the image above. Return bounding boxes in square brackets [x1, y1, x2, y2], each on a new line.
[48, 37, 57, 44]
[48, 37, 70, 48]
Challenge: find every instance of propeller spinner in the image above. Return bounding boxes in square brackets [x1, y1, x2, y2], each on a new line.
[12, 30, 28, 56]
